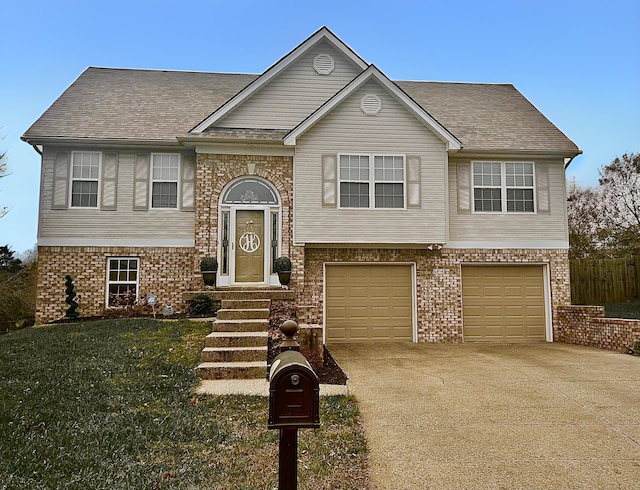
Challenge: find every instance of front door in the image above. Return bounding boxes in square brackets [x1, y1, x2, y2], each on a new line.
[234, 209, 265, 283]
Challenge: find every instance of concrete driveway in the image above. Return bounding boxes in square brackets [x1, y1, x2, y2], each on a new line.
[330, 342, 640, 489]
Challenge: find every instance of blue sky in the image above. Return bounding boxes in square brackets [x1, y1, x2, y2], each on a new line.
[1, 0, 638, 254]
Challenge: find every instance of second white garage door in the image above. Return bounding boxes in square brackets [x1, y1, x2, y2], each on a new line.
[325, 264, 413, 343]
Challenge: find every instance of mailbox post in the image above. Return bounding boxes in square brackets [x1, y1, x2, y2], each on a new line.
[268, 322, 320, 490]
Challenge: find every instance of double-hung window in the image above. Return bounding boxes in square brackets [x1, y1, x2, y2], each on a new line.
[151, 153, 179, 208]
[473, 161, 535, 213]
[505, 162, 535, 212]
[107, 258, 139, 306]
[339, 155, 370, 208]
[71, 151, 100, 207]
[339, 154, 405, 209]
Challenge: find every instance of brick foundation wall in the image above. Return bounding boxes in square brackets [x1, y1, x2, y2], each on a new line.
[556, 305, 640, 352]
[300, 248, 570, 343]
[36, 246, 195, 323]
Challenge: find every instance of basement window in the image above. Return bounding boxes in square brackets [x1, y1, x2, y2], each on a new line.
[107, 258, 139, 306]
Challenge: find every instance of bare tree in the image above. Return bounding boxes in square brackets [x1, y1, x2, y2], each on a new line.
[598, 153, 640, 256]
[0, 128, 8, 218]
[567, 180, 612, 259]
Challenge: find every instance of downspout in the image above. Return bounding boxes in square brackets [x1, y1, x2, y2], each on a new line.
[21, 137, 43, 156]
[29, 142, 43, 156]
[564, 150, 583, 169]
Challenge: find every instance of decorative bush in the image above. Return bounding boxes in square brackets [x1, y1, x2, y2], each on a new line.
[187, 294, 214, 316]
[273, 256, 292, 273]
[200, 257, 218, 272]
[64, 275, 79, 318]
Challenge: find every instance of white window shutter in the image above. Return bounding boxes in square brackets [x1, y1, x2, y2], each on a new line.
[100, 152, 118, 210]
[406, 156, 421, 208]
[52, 151, 70, 209]
[133, 153, 150, 210]
[322, 154, 337, 207]
[535, 163, 550, 214]
[181, 154, 196, 211]
[457, 162, 471, 213]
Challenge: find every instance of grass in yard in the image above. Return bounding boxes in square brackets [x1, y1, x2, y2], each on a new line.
[604, 300, 640, 319]
[0, 319, 369, 489]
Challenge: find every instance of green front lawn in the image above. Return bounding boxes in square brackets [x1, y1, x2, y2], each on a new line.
[0, 319, 369, 489]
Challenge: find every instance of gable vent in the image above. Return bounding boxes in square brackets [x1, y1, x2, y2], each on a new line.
[313, 53, 334, 75]
[360, 94, 382, 115]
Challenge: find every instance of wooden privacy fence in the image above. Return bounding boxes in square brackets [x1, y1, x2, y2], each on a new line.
[570, 256, 640, 305]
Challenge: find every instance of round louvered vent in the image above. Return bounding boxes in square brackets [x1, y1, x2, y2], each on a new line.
[313, 53, 334, 75]
[360, 94, 382, 115]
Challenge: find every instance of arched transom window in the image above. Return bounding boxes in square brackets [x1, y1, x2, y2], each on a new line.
[222, 178, 279, 205]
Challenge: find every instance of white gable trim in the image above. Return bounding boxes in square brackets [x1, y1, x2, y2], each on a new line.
[283, 65, 462, 151]
[191, 27, 368, 134]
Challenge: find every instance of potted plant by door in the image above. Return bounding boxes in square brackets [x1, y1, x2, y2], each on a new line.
[200, 257, 218, 287]
[274, 256, 292, 287]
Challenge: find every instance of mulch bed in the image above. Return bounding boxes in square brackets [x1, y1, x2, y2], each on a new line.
[312, 347, 349, 385]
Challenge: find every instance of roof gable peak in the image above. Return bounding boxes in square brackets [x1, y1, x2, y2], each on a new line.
[284, 64, 462, 151]
[191, 26, 369, 133]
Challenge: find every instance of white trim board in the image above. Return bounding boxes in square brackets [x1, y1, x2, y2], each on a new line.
[37, 238, 195, 248]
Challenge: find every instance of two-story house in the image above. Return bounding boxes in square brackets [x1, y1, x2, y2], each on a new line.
[22, 27, 580, 343]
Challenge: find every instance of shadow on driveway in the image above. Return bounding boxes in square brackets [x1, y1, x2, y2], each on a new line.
[330, 342, 640, 489]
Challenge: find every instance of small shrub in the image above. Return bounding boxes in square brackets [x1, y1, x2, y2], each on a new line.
[200, 257, 218, 272]
[187, 294, 214, 316]
[104, 291, 153, 318]
[273, 256, 292, 273]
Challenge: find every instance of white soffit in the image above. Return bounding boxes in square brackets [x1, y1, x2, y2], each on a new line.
[191, 27, 368, 133]
[284, 65, 462, 150]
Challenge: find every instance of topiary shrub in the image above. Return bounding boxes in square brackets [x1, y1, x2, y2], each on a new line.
[64, 275, 79, 318]
[273, 256, 292, 273]
[187, 294, 214, 316]
[200, 257, 218, 272]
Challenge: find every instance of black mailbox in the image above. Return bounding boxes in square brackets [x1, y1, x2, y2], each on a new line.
[268, 350, 320, 429]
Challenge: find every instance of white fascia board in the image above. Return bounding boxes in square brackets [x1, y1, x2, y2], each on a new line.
[296, 241, 446, 249]
[445, 240, 569, 249]
[284, 66, 461, 150]
[195, 143, 294, 156]
[191, 27, 369, 134]
[38, 237, 195, 248]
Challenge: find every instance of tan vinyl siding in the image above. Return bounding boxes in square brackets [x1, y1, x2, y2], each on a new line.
[218, 39, 363, 130]
[294, 80, 447, 245]
[38, 147, 195, 245]
[448, 158, 569, 245]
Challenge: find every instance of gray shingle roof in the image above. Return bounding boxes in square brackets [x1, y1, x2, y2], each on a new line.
[23, 67, 579, 155]
[23, 68, 258, 142]
[396, 81, 579, 153]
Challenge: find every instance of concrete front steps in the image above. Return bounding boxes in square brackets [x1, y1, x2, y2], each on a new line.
[196, 298, 271, 380]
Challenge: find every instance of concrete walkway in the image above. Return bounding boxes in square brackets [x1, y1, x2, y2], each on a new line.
[330, 342, 640, 489]
[196, 379, 349, 396]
